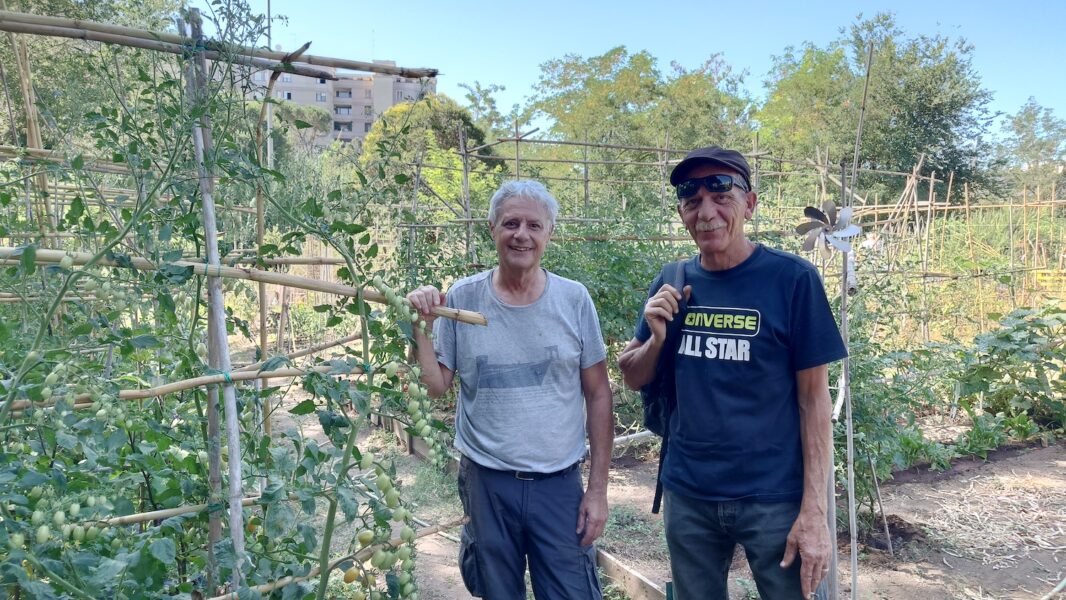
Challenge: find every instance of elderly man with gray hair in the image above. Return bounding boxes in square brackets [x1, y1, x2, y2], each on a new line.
[407, 179, 614, 600]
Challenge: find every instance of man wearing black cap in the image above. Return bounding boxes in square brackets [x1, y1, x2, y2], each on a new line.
[619, 146, 846, 599]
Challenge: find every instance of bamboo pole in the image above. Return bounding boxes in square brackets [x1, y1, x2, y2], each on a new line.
[0, 20, 337, 81]
[0, 9, 436, 78]
[848, 40, 874, 201]
[4, 16, 53, 243]
[1035, 185, 1043, 267]
[937, 172, 954, 269]
[584, 131, 591, 214]
[1022, 185, 1029, 268]
[460, 128, 472, 264]
[0, 247, 487, 325]
[203, 516, 467, 600]
[11, 365, 343, 414]
[187, 10, 246, 587]
[921, 172, 935, 342]
[102, 497, 259, 527]
[513, 118, 520, 179]
[839, 162, 857, 600]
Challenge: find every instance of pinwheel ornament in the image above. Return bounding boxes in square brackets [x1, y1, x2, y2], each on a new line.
[796, 201, 862, 259]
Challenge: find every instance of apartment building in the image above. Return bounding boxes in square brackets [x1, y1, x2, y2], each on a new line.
[252, 59, 436, 146]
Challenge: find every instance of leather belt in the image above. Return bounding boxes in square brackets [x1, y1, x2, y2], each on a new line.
[500, 462, 580, 481]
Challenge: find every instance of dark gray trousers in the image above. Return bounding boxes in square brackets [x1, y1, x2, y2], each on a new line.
[457, 456, 603, 600]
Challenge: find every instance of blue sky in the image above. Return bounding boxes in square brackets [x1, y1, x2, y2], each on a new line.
[216, 0, 1065, 134]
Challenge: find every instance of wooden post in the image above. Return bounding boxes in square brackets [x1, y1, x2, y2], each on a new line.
[187, 9, 246, 589]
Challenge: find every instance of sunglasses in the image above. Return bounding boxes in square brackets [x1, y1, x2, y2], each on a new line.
[675, 174, 749, 200]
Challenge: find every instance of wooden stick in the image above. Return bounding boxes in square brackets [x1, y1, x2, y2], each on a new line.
[101, 497, 259, 527]
[203, 515, 468, 600]
[0, 19, 337, 80]
[11, 365, 342, 413]
[0, 10, 436, 78]
[187, 11, 248, 587]
[0, 247, 487, 325]
[233, 334, 362, 372]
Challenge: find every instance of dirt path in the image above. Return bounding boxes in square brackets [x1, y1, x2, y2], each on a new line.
[604, 442, 1066, 599]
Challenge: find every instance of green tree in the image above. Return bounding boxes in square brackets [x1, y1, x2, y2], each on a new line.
[848, 13, 998, 189]
[999, 97, 1066, 188]
[460, 80, 512, 140]
[758, 43, 856, 159]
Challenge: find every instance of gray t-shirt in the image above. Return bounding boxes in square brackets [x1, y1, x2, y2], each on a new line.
[434, 269, 607, 472]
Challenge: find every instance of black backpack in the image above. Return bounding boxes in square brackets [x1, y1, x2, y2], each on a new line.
[640, 259, 688, 513]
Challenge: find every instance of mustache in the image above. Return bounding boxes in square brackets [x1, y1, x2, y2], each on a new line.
[695, 221, 725, 232]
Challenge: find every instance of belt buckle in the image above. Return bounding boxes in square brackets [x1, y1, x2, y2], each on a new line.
[514, 471, 534, 481]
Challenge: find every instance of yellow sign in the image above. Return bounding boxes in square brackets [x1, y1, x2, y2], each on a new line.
[1034, 270, 1066, 292]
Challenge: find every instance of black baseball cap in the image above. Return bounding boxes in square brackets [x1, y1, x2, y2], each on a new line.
[669, 146, 752, 190]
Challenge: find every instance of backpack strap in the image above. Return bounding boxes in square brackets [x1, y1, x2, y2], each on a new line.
[652, 258, 688, 514]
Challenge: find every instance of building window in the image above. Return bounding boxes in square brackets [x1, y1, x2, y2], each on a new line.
[335, 106, 352, 116]
[281, 74, 292, 83]
[364, 89, 372, 99]
[253, 71, 266, 82]
[364, 122, 371, 133]
[336, 90, 352, 99]
[316, 92, 327, 102]
[395, 90, 404, 102]
[334, 121, 352, 132]
[283, 91, 292, 100]
[318, 78, 327, 84]
[363, 105, 373, 116]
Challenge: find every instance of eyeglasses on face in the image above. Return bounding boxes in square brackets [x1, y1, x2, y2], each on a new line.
[675, 174, 749, 200]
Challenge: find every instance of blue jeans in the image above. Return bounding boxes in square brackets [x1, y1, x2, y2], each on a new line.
[663, 490, 830, 600]
[457, 456, 602, 600]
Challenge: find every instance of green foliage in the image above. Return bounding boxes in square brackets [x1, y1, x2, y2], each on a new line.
[956, 304, 1066, 428]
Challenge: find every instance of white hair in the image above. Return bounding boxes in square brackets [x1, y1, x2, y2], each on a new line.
[487, 180, 559, 226]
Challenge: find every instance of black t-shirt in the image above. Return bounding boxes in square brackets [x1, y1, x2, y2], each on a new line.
[635, 245, 847, 501]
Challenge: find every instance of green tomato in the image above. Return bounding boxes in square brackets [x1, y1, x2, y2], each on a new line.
[73, 525, 85, 542]
[36, 525, 50, 544]
[376, 475, 392, 492]
[53, 511, 66, 527]
[44, 372, 58, 387]
[31, 510, 45, 525]
[9, 533, 25, 548]
[400, 526, 416, 543]
[396, 546, 412, 561]
[359, 452, 374, 470]
[385, 489, 401, 509]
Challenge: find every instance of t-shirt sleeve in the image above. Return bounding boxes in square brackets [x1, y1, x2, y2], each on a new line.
[790, 267, 848, 371]
[578, 288, 608, 369]
[432, 291, 458, 371]
[633, 271, 665, 343]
